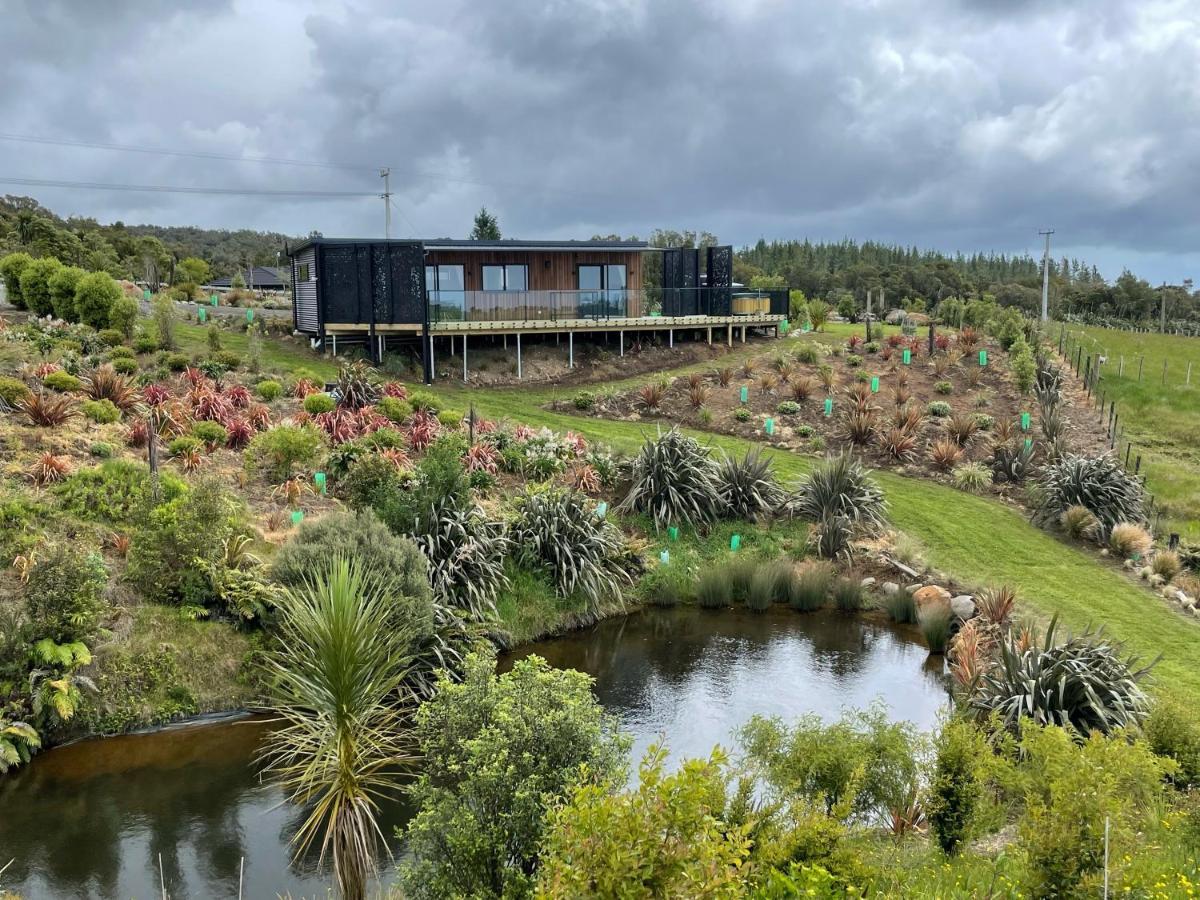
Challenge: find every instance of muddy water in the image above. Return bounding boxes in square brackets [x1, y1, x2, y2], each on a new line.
[0, 607, 946, 899]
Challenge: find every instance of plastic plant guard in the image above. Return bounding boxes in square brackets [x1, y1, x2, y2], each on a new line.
[903, 349, 911, 365]
[1020, 412, 1030, 431]
[824, 398, 833, 417]
[730, 534, 741, 551]
[668, 526, 679, 542]
[314, 472, 327, 494]
[979, 349, 988, 366]
[660, 549, 670, 564]
[291, 510, 304, 526]
[596, 501, 608, 518]
[870, 376, 879, 393]
[740, 386, 749, 403]
[765, 418, 775, 435]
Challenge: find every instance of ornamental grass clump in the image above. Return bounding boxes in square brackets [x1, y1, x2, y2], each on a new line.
[746, 561, 793, 612]
[883, 586, 918, 624]
[966, 616, 1154, 735]
[1033, 453, 1145, 537]
[832, 575, 864, 612]
[792, 452, 887, 534]
[919, 601, 954, 653]
[621, 428, 722, 532]
[510, 489, 632, 609]
[1108, 522, 1153, 559]
[695, 567, 733, 609]
[716, 448, 786, 522]
[789, 562, 833, 611]
[1059, 504, 1100, 541]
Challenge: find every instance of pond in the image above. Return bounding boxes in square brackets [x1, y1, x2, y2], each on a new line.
[0, 607, 948, 899]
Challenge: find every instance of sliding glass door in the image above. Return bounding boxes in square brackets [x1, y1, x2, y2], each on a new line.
[578, 264, 627, 318]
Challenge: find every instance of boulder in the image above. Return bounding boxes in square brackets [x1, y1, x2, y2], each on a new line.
[881, 581, 900, 596]
[913, 585, 952, 608]
[950, 595, 976, 620]
[861, 576, 877, 589]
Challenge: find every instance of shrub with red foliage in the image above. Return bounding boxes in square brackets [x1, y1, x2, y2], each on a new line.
[847, 335, 863, 350]
[292, 378, 319, 399]
[464, 442, 499, 475]
[563, 431, 588, 457]
[224, 417, 254, 449]
[407, 410, 441, 452]
[192, 388, 232, 423]
[126, 419, 149, 447]
[383, 381, 408, 400]
[513, 424, 536, 442]
[956, 325, 980, 349]
[356, 407, 389, 435]
[886, 334, 905, 348]
[246, 403, 272, 431]
[314, 408, 361, 443]
[567, 462, 601, 493]
[935, 334, 950, 351]
[183, 367, 207, 387]
[29, 453, 72, 486]
[379, 447, 412, 470]
[880, 347, 893, 362]
[474, 418, 497, 434]
[142, 384, 171, 406]
[32, 362, 61, 378]
[226, 384, 251, 408]
[18, 391, 75, 427]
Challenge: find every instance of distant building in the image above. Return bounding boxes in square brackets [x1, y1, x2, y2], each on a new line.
[208, 266, 288, 291]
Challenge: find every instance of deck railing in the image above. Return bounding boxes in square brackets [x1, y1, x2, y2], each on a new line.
[427, 287, 787, 324]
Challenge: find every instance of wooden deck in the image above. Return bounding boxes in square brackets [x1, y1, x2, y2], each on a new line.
[322, 312, 784, 336]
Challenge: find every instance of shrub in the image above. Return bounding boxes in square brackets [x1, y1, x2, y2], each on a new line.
[212, 350, 242, 370]
[792, 453, 887, 534]
[734, 407, 751, 423]
[74, 272, 122, 329]
[973, 413, 994, 431]
[510, 489, 632, 608]
[927, 719, 987, 855]
[407, 389, 441, 413]
[991, 439, 1035, 484]
[82, 398, 121, 424]
[881, 585, 917, 624]
[169, 435, 203, 457]
[933, 380, 953, 394]
[0, 251, 34, 307]
[54, 460, 185, 524]
[302, 392, 336, 415]
[151, 293, 177, 350]
[191, 420, 229, 449]
[436, 408, 462, 429]
[1009, 335, 1037, 394]
[1108, 522, 1153, 558]
[747, 561, 791, 611]
[695, 567, 734, 609]
[717, 448, 786, 522]
[334, 360, 381, 410]
[1145, 692, 1200, 788]
[42, 370, 82, 392]
[401, 652, 628, 900]
[109, 356, 138, 375]
[968, 616, 1153, 735]
[571, 391, 595, 410]
[0, 375, 31, 408]
[255, 379, 283, 401]
[133, 333, 158, 354]
[411, 500, 509, 620]
[245, 424, 322, 481]
[929, 439, 964, 472]
[919, 601, 953, 652]
[126, 478, 244, 605]
[83, 364, 138, 410]
[621, 428, 722, 532]
[790, 562, 833, 611]
[926, 400, 952, 418]
[19, 256, 63, 316]
[951, 462, 990, 494]
[1033, 453, 1145, 537]
[163, 352, 189, 371]
[794, 343, 821, 364]
[108, 295, 138, 337]
[89, 442, 114, 458]
[832, 575, 864, 612]
[47, 265, 86, 321]
[637, 382, 665, 410]
[23, 542, 108, 643]
[642, 566, 691, 608]
[377, 395, 411, 423]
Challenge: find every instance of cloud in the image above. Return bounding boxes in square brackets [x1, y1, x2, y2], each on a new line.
[0, 0, 1197, 281]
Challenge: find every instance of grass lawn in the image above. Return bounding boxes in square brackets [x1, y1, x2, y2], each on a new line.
[1060, 323, 1200, 540]
[172, 320, 340, 381]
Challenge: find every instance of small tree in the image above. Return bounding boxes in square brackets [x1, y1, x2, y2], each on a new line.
[231, 271, 246, 290]
[74, 271, 122, 329]
[926, 719, 986, 855]
[19, 256, 63, 317]
[469, 207, 501, 240]
[109, 294, 139, 337]
[176, 257, 211, 286]
[1009, 335, 1037, 394]
[48, 265, 86, 321]
[152, 292, 177, 349]
[23, 543, 109, 645]
[0, 252, 34, 308]
[401, 651, 629, 899]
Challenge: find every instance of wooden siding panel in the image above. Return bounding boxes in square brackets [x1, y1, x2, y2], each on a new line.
[424, 250, 642, 291]
[291, 247, 319, 334]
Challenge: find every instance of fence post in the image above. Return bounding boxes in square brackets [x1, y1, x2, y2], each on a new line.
[1188, 362, 1192, 385]
[1119, 355, 1125, 377]
[1162, 359, 1168, 385]
[1138, 356, 1144, 381]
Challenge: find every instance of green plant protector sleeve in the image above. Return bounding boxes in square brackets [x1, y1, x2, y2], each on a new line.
[740, 386, 748, 403]
[730, 534, 741, 551]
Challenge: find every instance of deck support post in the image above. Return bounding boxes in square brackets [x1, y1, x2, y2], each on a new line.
[727, 323, 733, 347]
[669, 328, 673, 348]
[429, 334, 435, 377]
[331, 333, 337, 356]
[619, 331, 624, 357]
[462, 334, 468, 382]
[503, 333, 507, 349]
[568, 331, 574, 369]
[707, 326, 712, 345]
[517, 333, 522, 379]
[742, 325, 747, 343]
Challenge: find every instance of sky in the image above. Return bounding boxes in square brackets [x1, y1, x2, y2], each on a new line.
[1, 0, 1198, 283]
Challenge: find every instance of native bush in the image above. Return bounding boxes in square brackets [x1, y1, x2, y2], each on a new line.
[641, 565, 692, 608]
[1151, 550, 1182, 581]
[334, 360, 381, 409]
[1033, 453, 1145, 536]
[926, 400, 952, 418]
[40, 370, 79, 392]
[23, 542, 108, 644]
[255, 379, 283, 401]
[1108, 522, 1153, 559]
[401, 651, 629, 900]
[17, 390, 75, 426]
[109, 356, 137, 375]
[409, 499, 509, 620]
[377, 395, 411, 423]
[882, 585, 918, 624]
[54, 460, 185, 524]
[0, 252, 33, 307]
[717, 447, 785, 522]
[18, 256, 62, 316]
[510, 489, 632, 609]
[74, 272, 122, 329]
[1145, 692, 1200, 788]
[789, 561, 834, 611]
[245, 424, 323, 481]
[1059, 503, 1100, 540]
[191, 420, 228, 449]
[831, 575, 864, 612]
[82, 398, 120, 424]
[991, 440, 1035, 484]
[621, 428, 722, 532]
[951, 462, 990, 494]
[695, 566, 734, 609]
[792, 453, 886, 534]
[919, 601, 953, 653]
[0, 375, 31, 408]
[1009, 335, 1037, 394]
[968, 616, 1153, 735]
[926, 719, 987, 855]
[109, 295, 138, 337]
[47, 265, 86, 321]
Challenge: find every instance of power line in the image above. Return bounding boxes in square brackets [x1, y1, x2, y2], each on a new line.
[0, 176, 375, 199]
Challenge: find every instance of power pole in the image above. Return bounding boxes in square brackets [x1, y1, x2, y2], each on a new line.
[380, 168, 392, 238]
[1039, 229, 1054, 322]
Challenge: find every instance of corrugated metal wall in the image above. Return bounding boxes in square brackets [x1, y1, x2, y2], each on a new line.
[291, 247, 319, 334]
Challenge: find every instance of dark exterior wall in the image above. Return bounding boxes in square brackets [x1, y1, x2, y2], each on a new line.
[423, 250, 643, 291]
[315, 241, 426, 326]
[291, 246, 319, 334]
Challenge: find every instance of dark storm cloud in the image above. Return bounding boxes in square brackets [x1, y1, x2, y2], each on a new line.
[0, 0, 1197, 280]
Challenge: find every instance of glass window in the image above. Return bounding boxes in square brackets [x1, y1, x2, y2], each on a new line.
[298, 263, 310, 282]
[578, 265, 602, 290]
[483, 264, 527, 291]
[437, 265, 464, 292]
[605, 265, 627, 290]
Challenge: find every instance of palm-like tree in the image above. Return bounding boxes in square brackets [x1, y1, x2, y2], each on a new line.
[259, 555, 420, 900]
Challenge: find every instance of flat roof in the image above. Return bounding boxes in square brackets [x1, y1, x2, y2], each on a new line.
[288, 237, 650, 255]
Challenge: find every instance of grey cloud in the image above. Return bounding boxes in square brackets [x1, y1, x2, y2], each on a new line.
[0, 0, 1197, 281]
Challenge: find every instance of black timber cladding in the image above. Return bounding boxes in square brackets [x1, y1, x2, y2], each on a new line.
[306, 240, 426, 328]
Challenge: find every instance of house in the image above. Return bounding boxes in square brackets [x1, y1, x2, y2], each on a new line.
[209, 266, 288, 291]
[287, 237, 787, 382]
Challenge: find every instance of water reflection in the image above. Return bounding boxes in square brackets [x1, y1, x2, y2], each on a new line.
[1, 607, 945, 899]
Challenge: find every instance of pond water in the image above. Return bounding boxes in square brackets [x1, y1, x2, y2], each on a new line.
[0, 607, 947, 899]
